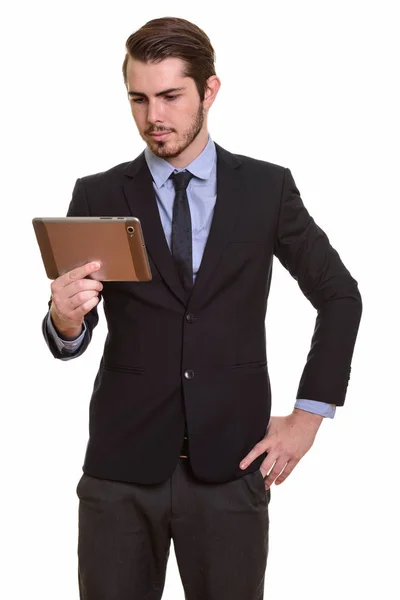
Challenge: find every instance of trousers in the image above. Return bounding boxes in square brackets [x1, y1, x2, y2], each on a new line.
[77, 457, 270, 600]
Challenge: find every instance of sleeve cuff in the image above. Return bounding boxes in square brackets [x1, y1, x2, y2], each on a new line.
[46, 312, 87, 353]
[295, 399, 336, 419]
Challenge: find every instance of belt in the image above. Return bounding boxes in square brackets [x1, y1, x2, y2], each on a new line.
[180, 435, 189, 459]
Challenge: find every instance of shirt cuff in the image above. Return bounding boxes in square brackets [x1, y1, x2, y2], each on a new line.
[46, 311, 86, 353]
[295, 399, 336, 419]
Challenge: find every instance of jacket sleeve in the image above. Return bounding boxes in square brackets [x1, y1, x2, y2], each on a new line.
[42, 178, 102, 360]
[273, 168, 362, 406]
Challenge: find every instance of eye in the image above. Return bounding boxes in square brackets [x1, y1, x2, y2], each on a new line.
[165, 95, 178, 101]
[131, 97, 145, 104]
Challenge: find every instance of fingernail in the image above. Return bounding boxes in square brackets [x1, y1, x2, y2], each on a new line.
[240, 462, 247, 469]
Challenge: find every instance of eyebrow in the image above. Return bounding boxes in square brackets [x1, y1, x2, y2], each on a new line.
[127, 87, 186, 98]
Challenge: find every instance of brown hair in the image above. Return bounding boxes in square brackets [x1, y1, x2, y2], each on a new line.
[122, 17, 216, 101]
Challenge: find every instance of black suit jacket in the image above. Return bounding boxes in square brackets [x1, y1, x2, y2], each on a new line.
[42, 143, 362, 484]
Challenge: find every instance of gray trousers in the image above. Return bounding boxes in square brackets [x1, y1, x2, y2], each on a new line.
[77, 458, 270, 600]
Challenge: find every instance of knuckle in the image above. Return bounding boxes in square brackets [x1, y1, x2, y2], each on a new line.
[76, 304, 87, 317]
[77, 291, 89, 303]
[52, 292, 60, 305]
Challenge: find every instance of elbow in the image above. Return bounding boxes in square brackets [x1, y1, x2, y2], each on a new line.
[310, 274, 363, 318]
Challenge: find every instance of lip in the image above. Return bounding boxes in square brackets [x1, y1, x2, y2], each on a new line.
[150, 132, 171, 140]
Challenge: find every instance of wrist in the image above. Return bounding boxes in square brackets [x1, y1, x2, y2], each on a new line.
[49, 306, 83, 340]
[292, 407, 324, 427]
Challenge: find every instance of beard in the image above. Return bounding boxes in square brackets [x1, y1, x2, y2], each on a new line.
[144, 103, 204, 159]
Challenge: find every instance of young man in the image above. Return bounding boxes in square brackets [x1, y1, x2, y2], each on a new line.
[43, 16, 362, 600]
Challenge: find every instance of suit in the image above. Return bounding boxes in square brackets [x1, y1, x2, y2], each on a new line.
[43, 142, 362, 485]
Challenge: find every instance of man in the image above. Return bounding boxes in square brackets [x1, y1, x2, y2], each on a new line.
[42, 16, 362, 600]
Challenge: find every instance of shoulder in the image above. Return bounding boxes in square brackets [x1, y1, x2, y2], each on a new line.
[76, 152, 145, 189]
[215, 142, 287, 177]
[237, 153, 286, 173]
[215, 144, 288, 199]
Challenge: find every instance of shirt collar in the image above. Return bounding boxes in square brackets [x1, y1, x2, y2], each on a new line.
[144, 135, 216, 189]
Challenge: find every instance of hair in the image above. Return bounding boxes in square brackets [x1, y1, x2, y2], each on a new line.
[122, 17, 216, 101]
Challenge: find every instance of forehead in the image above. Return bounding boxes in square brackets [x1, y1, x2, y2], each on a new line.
[126, 57, 189, 93]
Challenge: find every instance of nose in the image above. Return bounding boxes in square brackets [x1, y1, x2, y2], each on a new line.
[147, 99, 164, 125]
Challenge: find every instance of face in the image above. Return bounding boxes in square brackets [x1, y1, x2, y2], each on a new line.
[126, 57, 218, 162]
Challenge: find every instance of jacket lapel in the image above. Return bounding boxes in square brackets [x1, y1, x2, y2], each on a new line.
[188, 143, 244, 305]
[121, 143, 244, 307]
[122, 154, 189, 306]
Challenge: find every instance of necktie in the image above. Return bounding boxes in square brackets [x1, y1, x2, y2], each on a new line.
[170, 170, 194, 292]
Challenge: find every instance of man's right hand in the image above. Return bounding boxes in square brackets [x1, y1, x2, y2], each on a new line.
[49, 262, 103, 340]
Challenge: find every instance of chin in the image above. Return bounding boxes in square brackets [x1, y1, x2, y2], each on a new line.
[151, 141, 182, 159]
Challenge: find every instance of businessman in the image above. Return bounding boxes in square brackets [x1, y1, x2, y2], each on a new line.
[42, 16, 362, 600]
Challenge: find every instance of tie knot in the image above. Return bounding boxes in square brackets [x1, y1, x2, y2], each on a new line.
[170, 170, 194, 192]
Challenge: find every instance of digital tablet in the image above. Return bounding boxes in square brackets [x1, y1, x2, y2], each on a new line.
[32, 216, 152, 282]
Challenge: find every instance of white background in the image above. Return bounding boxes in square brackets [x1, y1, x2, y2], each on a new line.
[1, 1, 399, 598]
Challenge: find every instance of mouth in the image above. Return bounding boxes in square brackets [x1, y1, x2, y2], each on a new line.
[149, 131, 172, 141]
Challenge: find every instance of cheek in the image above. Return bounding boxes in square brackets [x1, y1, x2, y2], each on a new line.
[130, 108, 144, 127]
[172, 104, 197, 126]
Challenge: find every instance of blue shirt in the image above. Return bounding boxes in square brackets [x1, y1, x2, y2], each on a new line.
[47, 135, 336, 418]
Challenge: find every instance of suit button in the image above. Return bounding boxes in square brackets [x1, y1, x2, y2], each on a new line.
[186, 313, 195, 323]
[184, 370, 195, 379]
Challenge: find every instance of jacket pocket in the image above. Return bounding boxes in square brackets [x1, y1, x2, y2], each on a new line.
[230, 360, 267, 370]
[102, 365, 145, 375]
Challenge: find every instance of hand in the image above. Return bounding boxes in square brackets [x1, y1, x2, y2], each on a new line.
[239, 408, 323, 489]
[50, 261, 103, 338]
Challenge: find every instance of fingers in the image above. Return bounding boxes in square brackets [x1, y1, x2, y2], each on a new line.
[62, 293, 100, 323]
[240, 439, 268, 470]
[71, 295, 100, 318]
[64, 277, 104, 298]
[258, 459, 298, 489]
[262, 458, 288, 489]
[240, 414, 311, 489]
[275, 460, 297, 485]
[67, 289, 101, 312]
[51, 278, 102, 315]
[51, 261, 101, 292]
[50, 263, 103, 330]
[240, 438, 299, 490]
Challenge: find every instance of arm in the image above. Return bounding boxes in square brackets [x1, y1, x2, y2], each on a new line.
[240, 168, 362, 484]
[42, 179, 102, 360]
[274, 168, 362, 406]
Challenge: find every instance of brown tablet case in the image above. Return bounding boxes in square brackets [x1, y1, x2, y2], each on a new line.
[32, 217, 152, 281]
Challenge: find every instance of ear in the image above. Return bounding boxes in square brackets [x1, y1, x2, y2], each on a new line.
[203, 75, 221, 110]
